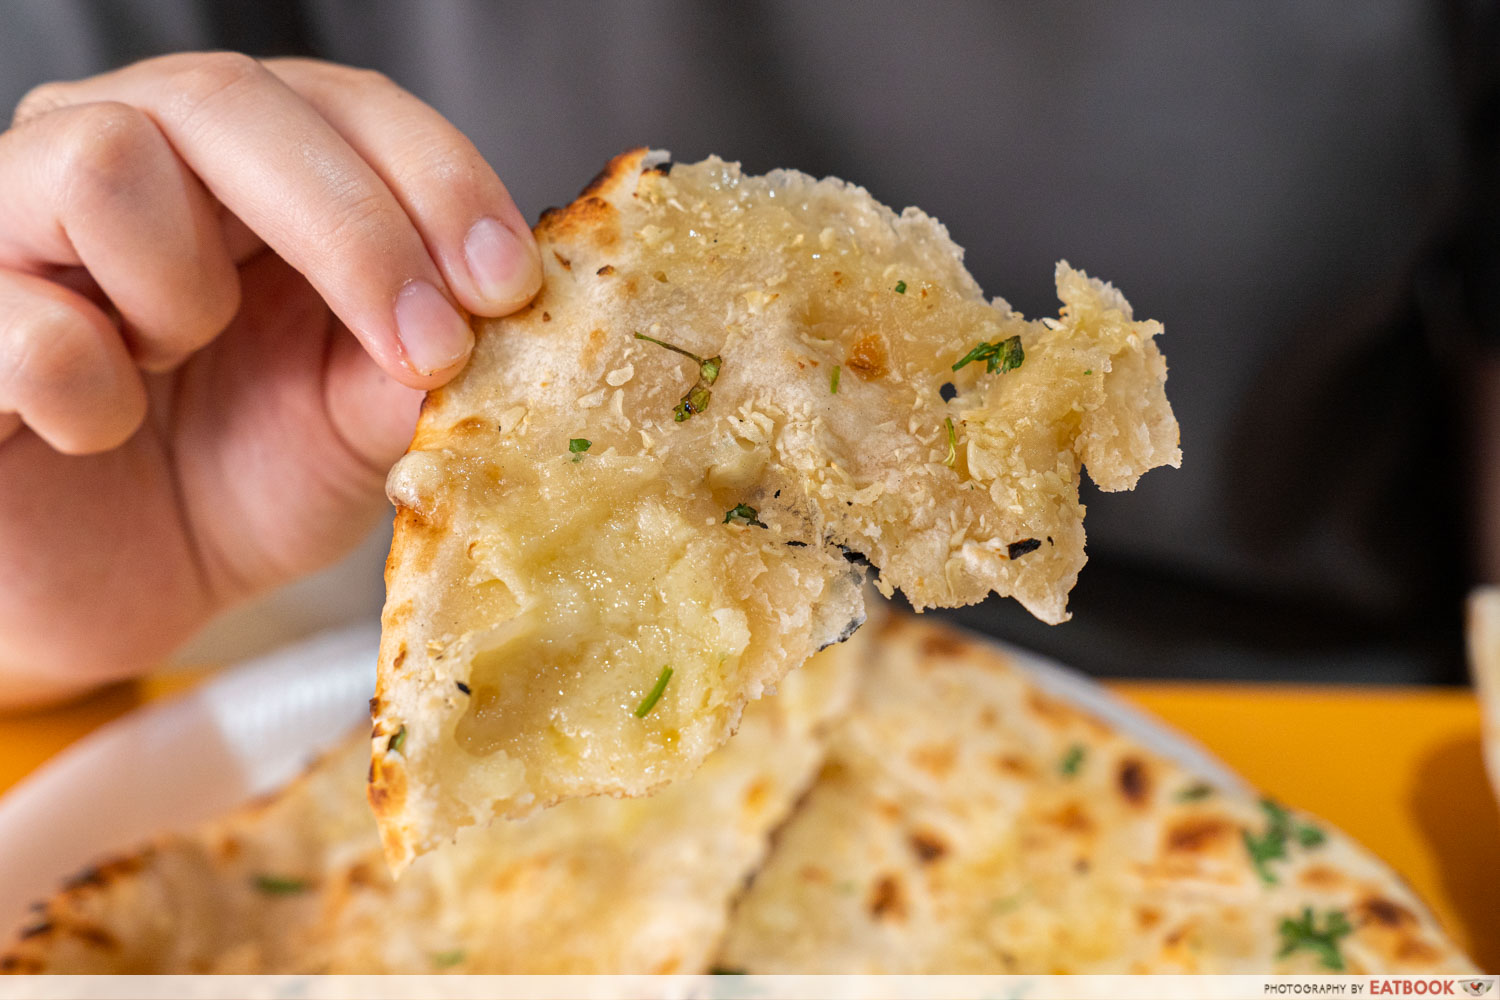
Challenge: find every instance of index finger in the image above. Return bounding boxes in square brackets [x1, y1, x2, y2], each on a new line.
[17, 53, 474, 387]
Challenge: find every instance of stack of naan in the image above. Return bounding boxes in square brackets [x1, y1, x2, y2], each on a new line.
[2, 615, 1473, 974]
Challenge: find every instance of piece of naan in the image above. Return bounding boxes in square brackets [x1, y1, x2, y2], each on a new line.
[372, 148, 1181, 868]
[717, 616, 1476, 974]
[0, 635, 859, 974]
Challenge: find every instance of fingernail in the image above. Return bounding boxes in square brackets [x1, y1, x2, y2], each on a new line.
[394, 280, 473, 375]
[464, 217, 539, 308]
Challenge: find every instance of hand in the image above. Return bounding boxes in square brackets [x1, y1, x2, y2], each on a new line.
[0, 54, 542, 707]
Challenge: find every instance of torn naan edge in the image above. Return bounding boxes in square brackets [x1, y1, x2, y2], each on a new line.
[0, 637, 860, 974]
[718, 616, 1475, 974]
[372, 148, 1180, 868]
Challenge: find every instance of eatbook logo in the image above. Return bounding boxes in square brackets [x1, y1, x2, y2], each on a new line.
[1462, 980, 1496, 997]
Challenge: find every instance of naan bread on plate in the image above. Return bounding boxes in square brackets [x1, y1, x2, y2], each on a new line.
[373, 147, 1181, 868]
[0, 636, 860, 974]
[1465, 587, 1500, 806]
[717, 615, 1476, 974]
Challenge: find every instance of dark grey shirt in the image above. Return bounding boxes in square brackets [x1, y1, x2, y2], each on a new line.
[4, 1, 1493, 683]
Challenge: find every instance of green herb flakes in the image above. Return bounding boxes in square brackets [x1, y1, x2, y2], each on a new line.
[952, 334, 1024, 375]
[1059, 743, 1086, 777]
[635, 332, 722, 421]
[635, 666, 674, 718]
[1243, 827, 1288, 885]
[944, 417, 958, 467]
[388, 725, 406, 755]
[1244, 798, 1325, 884]
[253, 874, 309, 895]
[568, 438, 591, 462]
[894, 280, 908, 294]
[724, 503, 768, 528]
[1296, 824, 1327, 848]
[830, 365, 841, 394]
[1277, 907, 1352, 970]
[1176, 782, 1215, 802]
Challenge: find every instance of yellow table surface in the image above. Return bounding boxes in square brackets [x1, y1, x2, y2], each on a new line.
[1, 676, 1495, 971]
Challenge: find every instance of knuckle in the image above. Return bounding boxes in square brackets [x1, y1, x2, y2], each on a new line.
[160, 51, 268, 124]
[411, 143, 487, 190]
[344, 65, 397, 93]
[54, 103, 164, 214]
[12, 81, 69, 127]
[59, 102, 159, 180]
[6, 303, 99, 396]
[315, 187, 397, 255]
[2, 304, 143, 454]
[146, 276, 242, 365]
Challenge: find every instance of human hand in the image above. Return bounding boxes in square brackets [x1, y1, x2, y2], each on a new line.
[0, 54, 542, 706]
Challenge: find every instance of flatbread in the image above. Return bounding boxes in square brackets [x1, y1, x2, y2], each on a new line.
[5, 615, 1471, 974]
[0, 635, 860, 974]
[372, 148, 1181, 868]
[1466, 587, 1500, 807]
[717, 615, 1475, 974]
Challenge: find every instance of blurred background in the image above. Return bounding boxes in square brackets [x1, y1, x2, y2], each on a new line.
[3, 0, 1496, 685]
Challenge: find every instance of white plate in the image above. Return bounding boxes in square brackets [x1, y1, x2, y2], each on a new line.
[0, 620, 1248, 939]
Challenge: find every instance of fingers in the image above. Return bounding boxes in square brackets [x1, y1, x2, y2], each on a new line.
[0, 268, 148, 454]
[266, 59, 542, 317]
[20, 53, 475, 387]
[0, 101, 241, 372]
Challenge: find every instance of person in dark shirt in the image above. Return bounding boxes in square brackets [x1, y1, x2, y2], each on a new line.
[0, 2, 1495, 705]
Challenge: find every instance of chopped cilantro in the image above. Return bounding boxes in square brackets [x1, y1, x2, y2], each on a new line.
[253, 874, 309, 895]
[388, 725, 406, 755]
[1296, 824, 1327, 848]
[673, 383, 713, 422]
[1243, 827, 1288, 884]
[1059, 743, 1086, 777]
[635, 332, 722, 420]
[568, 438, 591, 462]
[1176, 782, 1215, 802]
[634, 666, 673, 718]
[1277, 907, 1352, 970]
[952, 335, 1024, 375]
[944, 417, 958, 467]
[830, 364, 841, 394]
[724, 503, 768, 528]
[894, 280, 908, 294]
[431, 949, 466, 969]
[1083, 369, 1092, 375]
[1244, 798, 1325, 884]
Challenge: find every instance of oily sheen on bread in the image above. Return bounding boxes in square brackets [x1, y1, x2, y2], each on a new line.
[0, 638, 860, 974]
[716, 616, 1474, 974]
[371, 148, 1181, 868]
